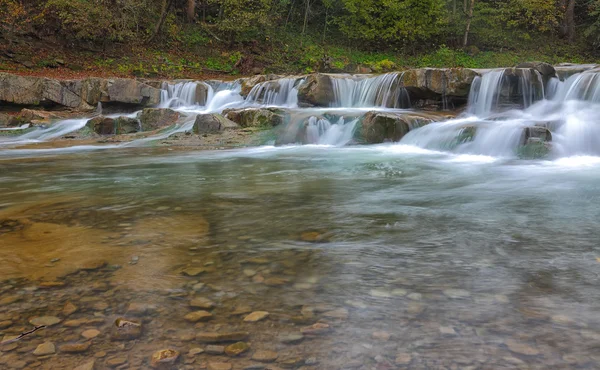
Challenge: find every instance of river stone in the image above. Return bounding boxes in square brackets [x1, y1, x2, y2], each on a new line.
[279, 333, 304, 344]
[127, 302, 156, 315]
[300, 323, 332, 336]
[322, 308, 349, 320]
[138, 108, 180, 131]
[197, 331, 250, 343]
[111, 318, 142, 340]
[443, 289, 471, 299]
[223, 108, 286, 128]
[190, 297, 216, 309]
[81, 329, 101, 339]
[372, 331, 391, 341]
[59, 342, 91, 353]
[208, 363, 232, 370]
[278, 355, 305, 368]
[0, 295, 20, 306]
[505, 339, 540, 356]
[107, 78, 161, 105]
[193, 114, 238, 134]
[106, 356, 127, 367]
[73, 360, 95, 370]
[395, 353, 412, 365]
[150, 349, 180, 368]
[30, 316, 61, 326]
[33, 342, 55, 356]
[243, 311, 269, 322]
[78, 259, 107, 271]
[360, 111, 435, 144]
[181, 267, 205, 276]
[206, 345, 225, 355]
[63, 302, 78, 316]
[225, 342, 250, 356]
[184, 310, 213, 322]
[252, 350, 279, 362]
[297, 74, 335, 107]
[189, 348, 204, 356]
[65, 318, 88, 327]
[0, 320, 13, 329]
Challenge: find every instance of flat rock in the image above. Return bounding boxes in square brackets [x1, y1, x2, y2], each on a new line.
[278, 355, 305, 368]
[184, 310, 213, 322]
[231, 305, 253, 316]
[252, 350, 279, 362]
[279, 334, 304, 344]
[189, 348, 204, 356]
[150, 348, 180, 368]
[505, 339, 540, 356]
[208, 362, 232, 370]
[197, 331, 250, 343]
[59, 342, 91, 353]
[322, 308, 349, 320]
[372, 331, 391, 341]
[33, 342, 55, 356]
[205, 345, 225, 355]
[106, 356, 127, 367]
[127, 302, 156, 316]
[0, 296, 20, 306]
[190, 297, 216, 309]
[82, 329, 101, 339]
[63, 302, 78, 316]
[78, 260, 107, 271]
[225, 342, 250, 356]
[30, 316, 61, 327]
[244, 311, 269, 322]
[65, 319, 88, 327]
[181, 267, 205, 277]
[73, 360, 95, 370]
[300, 323, 332, 336]
[395, 353, 412, 365]
[443, 289, 471, 299]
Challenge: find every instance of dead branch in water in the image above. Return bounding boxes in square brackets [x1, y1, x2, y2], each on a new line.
[0, 325, 46, 345]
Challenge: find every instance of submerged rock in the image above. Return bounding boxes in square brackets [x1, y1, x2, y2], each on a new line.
[150, 349, 180, 369]
[85, 116, 140, 135]
[225, 342, 250, 356]
[360, 111, 436, 143]
[138, 108, 181, 131]
[33, 342, 55, 356]
[111, 318, 142, 340]
[193, 114, 239, 134]
[197, 331, 250, 343]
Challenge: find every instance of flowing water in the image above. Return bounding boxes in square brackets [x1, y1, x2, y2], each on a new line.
[2, 67, 600, 369]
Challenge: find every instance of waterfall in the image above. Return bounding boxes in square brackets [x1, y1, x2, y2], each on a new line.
[467, 70, 505, 116]
[246, 78, 300, 107]
[304, 116, 359, 146]
[159, 81, 213, 108]
[331, 73, 410, 108]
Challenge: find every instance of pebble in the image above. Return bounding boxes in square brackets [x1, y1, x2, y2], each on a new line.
[372, 331, 391, 341]
[279, 334, 304, 344]
[64, 319, 88, 327]
[407, 293, 423, 301]
[30, 316, 61, 326]
[370, 289, 392, 298]
[127, 302, 156, 315]
[395, 353, 412, 365]
[0, 320, 13, 329]
[81, 329, 101, 339]
[439, 326, 457, 336]
[231, 305, 253, 315]
[252, 350, 279, 362]
[73, 360, 95, 370]
[150, 349, 180, 368]
[300, 323, 332, 336]
[63, 302, 78, 316]
[190, 297, 216, 309]
[278, 355, 305, 368]
[94, 351, 107, 358]
[243, 269, 257, 277]
[184, 310, 213, 322]
[192, 282, 206, 291]
[322, 308, 349, 320]
[39, 281, 66, 288]
[1, 343, 17, 352]
[443, 289, 471, 299]
[225, 342, 250, 356]
[111, 318, 142, 340]
[106, 356, 127, 367]
[181, 268, 205, 277]
[33, 342, 55, 356]
[197, 331, 250, 343]
[244, 311, 269, 322]
[189, 348, 204, 356]
[392, 289, 408, 297]
[208, 362, 232, 370]
[78, 260, 107, 271]
[505, 339, 540, 356]
[59, 342, 91, 353]
[206, 345, 226, 355]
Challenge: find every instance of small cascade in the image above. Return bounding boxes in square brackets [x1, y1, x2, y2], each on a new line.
[160, 81, 212, 108]
[467, 70, 505, 116]
[331, 73, 410, 108]
[552, 72, 600, 102]
[304, 116, 359, 146]
[246, 78, 300, 107]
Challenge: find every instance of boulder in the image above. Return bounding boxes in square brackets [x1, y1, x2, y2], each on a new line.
[516, 62, 556, 78]
[360, 111, 436, 143]
[0, 73, 45, 105]
[81, 78, 110, 106]
[193, 114, 238, 134]
[297, 74, 336, 107]
[138, 108, 180, 131]
[223, 108, 287, 128]
[86, 116, 140, 135]
[239, 74, 283, 97]
[401, 68, 479, 99]
[43, 79, 89, 109]
[107, 78, 161, 105]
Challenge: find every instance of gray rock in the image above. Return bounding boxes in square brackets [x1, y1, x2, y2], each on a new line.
[192, 114, 238, 134]
[138, 108, 180, 131]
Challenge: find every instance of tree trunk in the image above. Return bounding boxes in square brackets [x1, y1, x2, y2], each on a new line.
[463, 0, 475, 47]
[186, 0, 196, 23]
[301, 0, 310, 46]
[566, 0, 575, 43]
[148, 0, 174, 43]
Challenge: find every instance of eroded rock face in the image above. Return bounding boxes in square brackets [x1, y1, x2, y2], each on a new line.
[401, 68, 479, 99]
[516, 62, 556, 78]
[360, 111, 437, 143]
[297, 74, 336, 107]
[223, 108, 287, 128]
[0, 73, 161, 110]
[193, 114, 239, 134]
[239, 74, 283, 97]
[138, 108, 181, 131]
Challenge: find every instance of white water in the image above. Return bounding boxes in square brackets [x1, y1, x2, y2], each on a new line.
[331, 73, 410, 108]
[304, 116, 359, 146]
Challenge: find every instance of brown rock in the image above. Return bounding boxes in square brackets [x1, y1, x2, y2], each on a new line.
[252, 350, 279, 362]
[111, 318, 142, 341]
[243, 311, 269, 322]
[208, 363, 232, 370]
[225, 342, 249, 356]
[59, 342, 91, 353]
[505, 339, 540, 356]
[106, 356, 127, 368]
[372, 331, 391, 341]
[150, 349, 180, 369]
[189, 297, 216, 309]
[73, 360, 95, 370]
[81, 329, 101, 340]
[197, 331, 250, 343]
[63, 302, 78, 316]
[300, 323, 332, 336]
[184, 311, 213, 323]
[205, 345, 225, 355]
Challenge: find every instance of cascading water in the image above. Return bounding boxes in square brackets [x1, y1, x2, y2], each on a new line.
[331, 73, 410, 108]
[246, 78, 300, 107]
[159, 81, 213, 108]
[304, 116, 359, 146]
